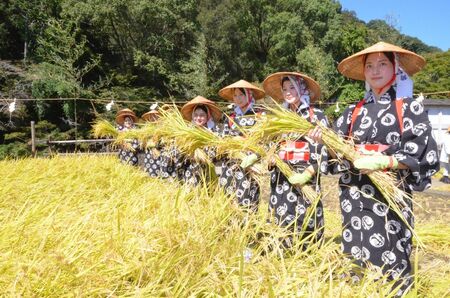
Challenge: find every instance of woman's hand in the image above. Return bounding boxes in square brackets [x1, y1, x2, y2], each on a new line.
[308, 126, 323, 144]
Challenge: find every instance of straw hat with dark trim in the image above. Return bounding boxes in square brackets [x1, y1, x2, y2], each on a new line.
[181, 96, 222, 122]
[338, 41, 426, 81]
[115, 109, 137, 125]
[262, 72, 321, 102]
[218, 80, 265, 101]
[141, 110, 160, 122]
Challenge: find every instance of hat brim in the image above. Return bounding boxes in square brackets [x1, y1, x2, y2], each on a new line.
[116, 113, 138, 125]
[338, 42, 426, 81]
[262, 72, 321, 102]
[181, 103, 222, 122]
[218, 80, 265, 101]
[141, 111, 160, 122]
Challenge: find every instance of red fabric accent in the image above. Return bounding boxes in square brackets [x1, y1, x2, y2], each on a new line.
[395, 99, 404, 134]
[348, 99, 366, 137]
[355, 144, 390, 153]
[278, 151, 310, 161]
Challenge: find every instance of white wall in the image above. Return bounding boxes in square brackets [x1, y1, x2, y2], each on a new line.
[427, 107, 450, 146]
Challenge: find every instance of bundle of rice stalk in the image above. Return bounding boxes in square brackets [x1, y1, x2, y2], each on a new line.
[114, 123, 160, 149]
[157, 107, 220, 156]
[254, 104, 419, 243]
[91, 119, 118, 138]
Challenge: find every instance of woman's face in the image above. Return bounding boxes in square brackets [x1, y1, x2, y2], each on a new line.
[123, 116, 134, 128]
[192, 107, 208, 126]
[282, 79, 300, 104]
[233, 88, 248, 109]
[364, 52, 395, 92]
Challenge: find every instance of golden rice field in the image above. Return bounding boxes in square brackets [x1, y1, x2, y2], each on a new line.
[1, 156, 449, 297]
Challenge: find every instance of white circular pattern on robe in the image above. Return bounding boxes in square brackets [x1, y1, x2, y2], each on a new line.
[226, 168, 233, 176]
[341, 173, 352, 184]
[381, 113, 396, 127]
[241, 179, 250, 189]
[404, 229, 412, 239]
[351, 246, 362, 259]
[286, 192, 298, 203]
[371, 126, 378, 138]
[185, 170, 191, 177]
[296, 204, 306, 215]
[412, 123, 427, 136]
[219, 177, 227, 186]
[270, 195, 278, 205]
[308, 218, 315, 228]
[271, 173, 276, 183]
[410, 100, 424, 115]
[152, 164, 157, 169]
[354, 129, 365, 137]
[275, 185, 284, 194]
[320, 161, 328, 173]
[361, 247, 370, 261]
[360, 115, 372, 129]
[373, 202, 389, 216]
[241, 198, 251, 206]
[249, 188, 257, 197]
[403, 117, 413, 131]
[386, 131, 401, 145]
[369, 233, 385, 248]
[226, 186, 234, 194]
[404, 141, 419, 154]
[277, 204, 288, 216]
[396, 259, 409, 275]
[341, 199, 352, 213]
[361, 184, 375, 198]
[426, 150, 438, 165]
[396, 238, 408, 252]
[285, 214, 295, 224]
[316, 206, 323, 217]
[381, 251, 397, 265]
[349, 186, 361, 200]
[362, 215, 374, 230]
[351, 216, 361, 230]
[282, 181, 290, 191]
[426, 169, 437, 177]
[385, 220, 401, 234]
[235, 171, 244, 180]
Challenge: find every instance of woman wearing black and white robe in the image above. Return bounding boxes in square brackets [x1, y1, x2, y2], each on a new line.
[179, 96, 222, 185]
[310, 42, 439, 296]
[115, 109, 139, 166]
[217, 80, 266, 211]
[141, 109, 162, 177]
[263, 72, 329, 245]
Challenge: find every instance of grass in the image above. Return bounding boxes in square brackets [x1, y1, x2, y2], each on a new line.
[0, 156, 448, 296]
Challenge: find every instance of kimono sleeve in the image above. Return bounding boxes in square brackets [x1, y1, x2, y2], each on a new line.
[391, 98, 440, 191]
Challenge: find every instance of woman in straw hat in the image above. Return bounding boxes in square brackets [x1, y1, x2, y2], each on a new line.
[178, 96, 222, 185]
[263, 72, 329, 247]
[115, 108, 139, 166]
[309, 42, 439, 295]
[141, 106, 162, 178]
[217, 80, 266, 211]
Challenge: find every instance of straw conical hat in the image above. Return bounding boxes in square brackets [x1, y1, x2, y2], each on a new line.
[141, 110, 160, 122]
[262, 72, 321, 102]
[181, 96, 222, 122]
[218, 80, 265, 101]
[338, 41, 426, 81]
[115, 109, 137, 125]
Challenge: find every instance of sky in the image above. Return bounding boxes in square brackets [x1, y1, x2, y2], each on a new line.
[338, 0, 450, 51]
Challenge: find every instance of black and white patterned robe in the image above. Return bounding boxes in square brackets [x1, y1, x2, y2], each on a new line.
[216, 109, 263, 211]
[158, 142, 182, 180]
[333, 88, 439, 293]
[143, 142, 162, 177]
[117, 125, 139, 166]
[269, 107, 329, 243]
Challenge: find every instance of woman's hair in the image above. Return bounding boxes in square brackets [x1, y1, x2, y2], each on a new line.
[281, 77, 290, 85]
[238, 88, 246, 95]
[194, 105, 208, 114]
[363, 52, 395, 66]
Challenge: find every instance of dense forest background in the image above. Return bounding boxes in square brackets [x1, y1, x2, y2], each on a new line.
[1, 0, 449, 158]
